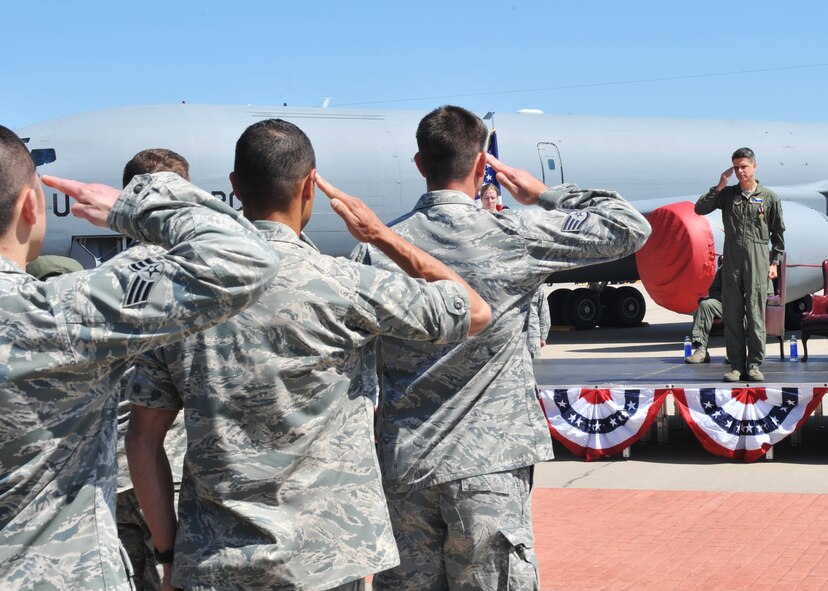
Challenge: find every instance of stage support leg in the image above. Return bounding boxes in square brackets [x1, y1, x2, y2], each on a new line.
[656, 403, 669, 443]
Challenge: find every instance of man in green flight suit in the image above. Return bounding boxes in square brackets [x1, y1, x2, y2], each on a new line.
[695, 147, 785, 382]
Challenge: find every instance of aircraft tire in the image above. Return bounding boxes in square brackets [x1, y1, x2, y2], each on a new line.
[548, 288, 571, 326]
[612, 286, 646, 327]
[598, 286, 619, 327]
[785, 295, 813, 331]
[563, 288, 601, 330]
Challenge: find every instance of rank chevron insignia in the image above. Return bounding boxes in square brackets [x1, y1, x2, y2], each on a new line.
[124, 258, 166, 307]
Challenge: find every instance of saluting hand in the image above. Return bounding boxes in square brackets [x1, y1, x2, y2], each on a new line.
[42, 176, 121, 228]
[716, 167, 734, 191]
[485, 154, 548, 206]
[314, 173, 389, 244]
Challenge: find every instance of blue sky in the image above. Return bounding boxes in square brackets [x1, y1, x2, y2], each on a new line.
[4, 0, 828, 129]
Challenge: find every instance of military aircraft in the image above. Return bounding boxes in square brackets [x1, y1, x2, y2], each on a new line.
[17, 104, 828, 328]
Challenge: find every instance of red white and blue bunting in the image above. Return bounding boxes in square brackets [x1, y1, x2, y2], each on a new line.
[538, 387, 669, 461]
[538, 386, 827, 462]
[672, 387, 828, 462]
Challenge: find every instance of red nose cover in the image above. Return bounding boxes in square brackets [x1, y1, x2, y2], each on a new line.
[635, 201, 716, 314]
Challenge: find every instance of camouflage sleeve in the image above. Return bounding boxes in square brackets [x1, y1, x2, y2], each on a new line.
[694, 187, 723, 215]
[348, 264, 471, 345]
[517, 184, 652, 278]
[768, 193, 785, 266]
[526, 290, 541, 344]
[538, 288, 551, 337]
[53, 172, 280, 362]
[126, 345, 184, 411]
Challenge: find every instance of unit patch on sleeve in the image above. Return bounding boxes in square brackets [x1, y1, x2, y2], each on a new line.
[562, 210, 590, 233]
[124, 258, 166, 307]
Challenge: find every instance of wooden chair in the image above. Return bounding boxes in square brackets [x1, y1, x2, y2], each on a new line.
[800, 259, 828, 362]
[765, 253, 787, 360]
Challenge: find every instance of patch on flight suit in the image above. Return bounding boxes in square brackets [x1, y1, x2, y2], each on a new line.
[750, 196, 763, 204]
[124, 258, 166, 307]
[562, 210, 590, 232]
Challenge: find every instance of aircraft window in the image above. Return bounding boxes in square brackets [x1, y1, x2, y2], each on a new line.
[547, 159, 556, 171]
[30, 148, 56, 166]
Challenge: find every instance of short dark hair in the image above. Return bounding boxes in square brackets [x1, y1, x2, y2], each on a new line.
[233, 119, 316, 213]
[122, 148, 190, 187]
[0, 125, 37, 236]
[732, 147, 756, 162]
[416, 105, 488, 187]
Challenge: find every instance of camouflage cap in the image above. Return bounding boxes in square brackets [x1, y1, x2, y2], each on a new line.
[26, 255, 84, 279]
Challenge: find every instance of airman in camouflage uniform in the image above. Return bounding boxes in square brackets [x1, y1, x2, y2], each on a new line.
[116, 390, 186, 590]
[126, 119, 491, 591]
[114, 148, 192, 591]
[353, 106, 651, 590]
[0, 123, 281, 591]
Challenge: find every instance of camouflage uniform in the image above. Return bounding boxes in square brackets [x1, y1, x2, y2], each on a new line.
[353, 187, 651, 590]
[526, 288, 551, 359]
[116, 402, 186, 591]
[128, 221, 472, 591]
[695, 184, 785, 373]
[116, 376, 187, 590]
[0, 173, 280, 590]
[111, 244, 189, 591]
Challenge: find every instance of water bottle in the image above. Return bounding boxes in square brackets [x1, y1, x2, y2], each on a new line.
[790, 334, 799, 363]
[684, 336, 692, 358]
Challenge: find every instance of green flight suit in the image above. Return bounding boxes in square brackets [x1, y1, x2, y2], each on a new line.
[695, 183, 785, 373]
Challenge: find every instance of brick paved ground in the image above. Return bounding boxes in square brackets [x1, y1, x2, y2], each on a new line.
[534, 488, 828, 590]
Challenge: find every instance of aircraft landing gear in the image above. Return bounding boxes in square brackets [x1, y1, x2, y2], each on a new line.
[548, 285, 646, 329]
[548, 288, 571, 326]
[598, 286, 618, 327]
[611, 285, 647, 328]
[563, 288, 602, 330]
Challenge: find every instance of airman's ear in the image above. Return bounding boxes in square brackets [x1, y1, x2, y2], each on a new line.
[19, 187, 39, 225]
[414, 153, 425, 178]
[475, 151, 487, 175]
[472, 151, 487, 186]
[302, 169, 316, 202]
[229, 171, 239, 197]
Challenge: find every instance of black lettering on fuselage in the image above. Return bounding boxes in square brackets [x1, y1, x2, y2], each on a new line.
[52, 192, 70, 217]
[211, 191, 243, 212]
